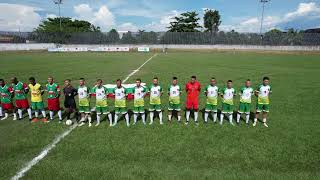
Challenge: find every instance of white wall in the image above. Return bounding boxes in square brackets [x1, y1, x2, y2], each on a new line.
[0, 43, 55, 51]
[1, 43, 320, 51]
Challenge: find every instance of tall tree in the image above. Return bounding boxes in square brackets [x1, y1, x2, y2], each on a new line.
[107, 29, 120, 43]
[34, 17, 101, 32]
[31, 17, 103, 43]
[121, 31, 137, 44]
[136, 30, 158, 44]
[203, 9, 221, 33]
[167, 11, 202, 32]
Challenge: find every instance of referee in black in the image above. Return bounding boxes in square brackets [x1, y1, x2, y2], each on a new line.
[63, 79, 78, 121]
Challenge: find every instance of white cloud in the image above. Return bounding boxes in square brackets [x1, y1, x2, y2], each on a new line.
[222, 2, 320, 32]
[117, 22, 139, 32]
[241, 17, 259, 26]
[285, 2, 320, 20]
[73, 4, 115, 30]
[115, 9, 158, 18]
[45, 14, 57, 19]
[143, 10, 179, 31]
[0, 3, 42, 31]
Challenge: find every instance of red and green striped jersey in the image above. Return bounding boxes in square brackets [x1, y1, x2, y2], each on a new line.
[12, 81, 28, 100]
[46, 83, 60, 99]
[0, 84, 14, 103]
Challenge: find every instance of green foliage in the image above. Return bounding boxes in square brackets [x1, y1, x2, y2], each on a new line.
[31, 17, 104, 44]
[121, 31, 137, 44]
[106, 29, 120, 44]
[35, 17, 101, 33]
[136, 30, 158, 44]
[203, 9, 221, 33]
[167, 11, 202, 32]
[264, 28, 304, 45]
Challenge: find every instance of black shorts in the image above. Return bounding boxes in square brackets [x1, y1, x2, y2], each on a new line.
[64, 98, 76, 110]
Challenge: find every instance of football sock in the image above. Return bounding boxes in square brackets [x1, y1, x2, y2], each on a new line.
[186, 111, 190, 122]
[58, 110, 62, 120]
[88, 116, 92, 124]
[220, 113, 224, 124]
[141, 113, 146, 124]
[149, 112, 154, 123]
[108, 113, 112, 125]
[41, 110, 46, 118]
[27, 108, 32, 119]
[229, 114, 233, 123]
[96, 114, 101, 124]
[125, 113, 130, 126]
[213, 112, 217, 122]
[237, 113, 241, 123]
[18, 109, 23, 119]
[194, 112, 198, 122]
[159, 111, 163, 124]
[13, 113, 17, 119]
[49, 111, 54, 120]
[114, 114, 118, 125]
[254, 118, 258, 123]
[178, 115, 181, 121]
[134, 114, 138, 124]
[263, 118, 267, 123]
[35, 111, 39, 118]
[0, 106, 2, 116]
[3, 113, 8, 119]
[204, 112, 209, 122]
[246, 114, 250, 123]
[168, 115, 172, 121]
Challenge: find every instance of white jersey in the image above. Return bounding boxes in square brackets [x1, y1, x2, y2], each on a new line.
[78, 86, 90, 99]
[95, 87, 107, 100]
[205, 85, 219, 105]
[239, 86, 254, 103]
[114, 87, 126, 100]
[149, 85, 162, 98]
[168, 85, 181, 97]
[149, 85, 162, 105]
[206, 85, 219, 98]
[257, 84, 272, 104]
[220, 87, 236, 105]
[134, 86, 147, 100]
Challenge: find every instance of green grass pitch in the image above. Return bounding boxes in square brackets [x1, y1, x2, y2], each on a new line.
[0, 51, 319, 179]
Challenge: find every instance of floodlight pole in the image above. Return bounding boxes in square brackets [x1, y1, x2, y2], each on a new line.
[259, 0, 270, 35]
[58, 3, 61, 31]
[54, 0, 63, 31]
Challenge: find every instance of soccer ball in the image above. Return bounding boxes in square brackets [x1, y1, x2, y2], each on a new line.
[65, 120, 73, 126]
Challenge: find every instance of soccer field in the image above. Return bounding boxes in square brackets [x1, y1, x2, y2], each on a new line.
[0, 51, 320, 179]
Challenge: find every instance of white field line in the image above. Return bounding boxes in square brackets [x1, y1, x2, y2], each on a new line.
[11, 53, 158, 180]
[122, 53, 158, 83]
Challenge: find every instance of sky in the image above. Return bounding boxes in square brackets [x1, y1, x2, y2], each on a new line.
[0, 0, 319, 32]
